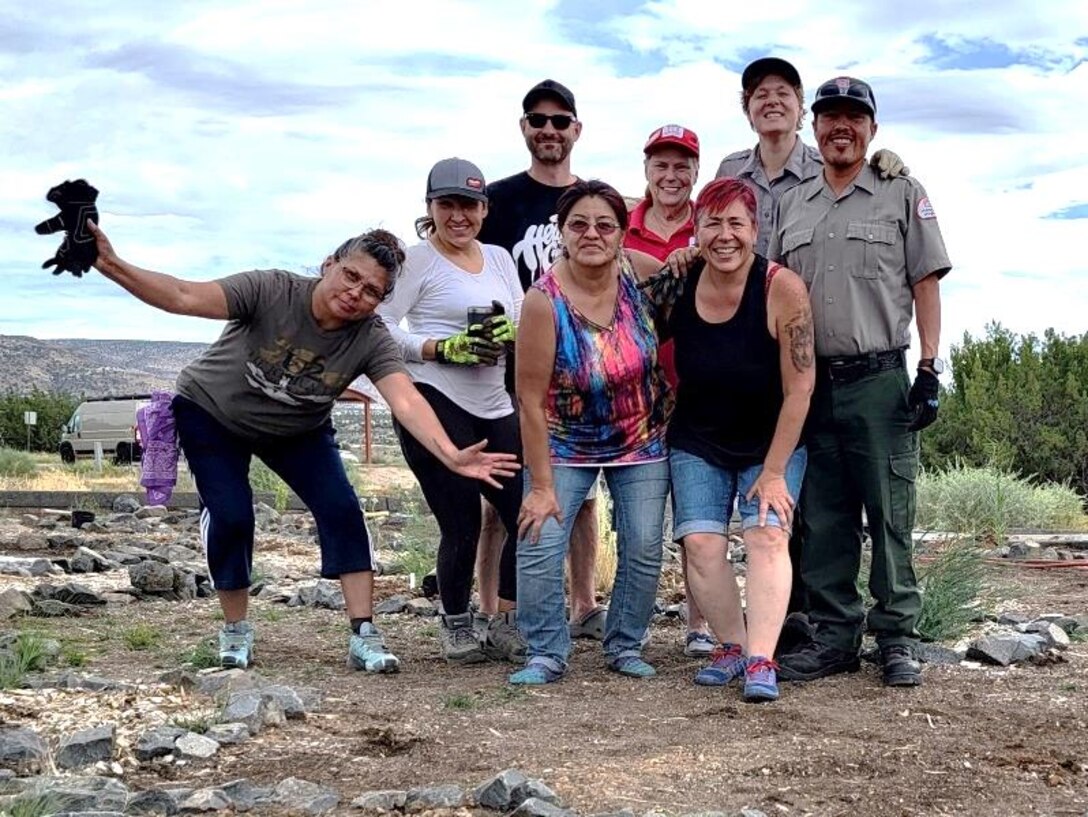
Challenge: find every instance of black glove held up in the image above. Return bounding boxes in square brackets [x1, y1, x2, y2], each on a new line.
[907, 368, 940, 432]
[34, 179, 99, 277]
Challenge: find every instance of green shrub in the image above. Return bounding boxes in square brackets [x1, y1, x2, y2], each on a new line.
[249, 459, 290, 512]
[183, 638, 220, 670]
[916, 463, 1088, 538]
[122, 624, 162, 650]
[0, 633, 49, 689]
[0, 447, 37, 478]
[916, 542, 992, 642]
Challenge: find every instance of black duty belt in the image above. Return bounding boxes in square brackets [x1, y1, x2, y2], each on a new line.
[818, 350, 905, 384]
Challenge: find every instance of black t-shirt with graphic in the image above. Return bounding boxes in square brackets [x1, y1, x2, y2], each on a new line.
[478, 171, 573, 292]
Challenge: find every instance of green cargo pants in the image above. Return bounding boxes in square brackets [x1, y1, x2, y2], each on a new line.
[800, 362, 921, 652]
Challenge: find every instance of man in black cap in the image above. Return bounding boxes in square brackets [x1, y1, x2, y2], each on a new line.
[769, 76, 951, 689]
[476, 80, 605, 642]
[716, 57, 907, 657]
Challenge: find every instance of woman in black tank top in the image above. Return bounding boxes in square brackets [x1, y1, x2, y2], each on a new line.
[635, 177, 815, 701]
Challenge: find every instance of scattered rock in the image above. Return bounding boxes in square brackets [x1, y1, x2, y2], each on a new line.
[374, 594, 410, 615]
[31, 598, 83, 617]
[352, 790, 408, 812]
[129, 560, 177, 593]
[127, 787, 184, 815]
[135, 505, 169, 519]
[273, 777, 340, 815]
[1023, 621, 1071, 650]
[52, 671, 127, 691]
[0, 588, 33, 619]
[0, 556, 54, 577]
[219, 690, 284, 734]
[1053, 616, 1080, 634]
[175, 732, 220, 760]
[21, 776, 130, 813]
[967, 632, 1048, 666]
[151, 543, 202, 563]
[506, 797, 574, 817]
[100, 544, 155, 565]
[14, 531, 48, 550]
[261, 684, 310, 719]
[0, 727, 47, 774]
[512, 779, 561, 807]
[220, 778, 273, 811]
[193, 668, 254, 697]
[178, 787, 231, 813]
[135, 726, 186, 762]
[204, 723, 250, 746]
[405, 784, 467, 811]
[287, 580, 345, 610]
[476, 769, 530, 810]
[47, 532, 84, 549]
[997, 611, 1030, 626]
[68, 546, 120, 573]
[917, 643, 966, 665]
[56, 724, 116, 769]
[113, 495, 142, 513]
[406, 598, 437, 617]
[46, 581, 109, 606]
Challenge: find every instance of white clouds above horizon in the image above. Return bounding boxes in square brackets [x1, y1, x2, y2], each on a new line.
[1, 0, 1086, 354]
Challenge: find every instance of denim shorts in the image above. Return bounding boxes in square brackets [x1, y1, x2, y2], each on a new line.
[670, 447, 808, 539]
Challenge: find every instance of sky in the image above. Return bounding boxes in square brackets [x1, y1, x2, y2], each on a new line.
[2, 0, 1086, 364]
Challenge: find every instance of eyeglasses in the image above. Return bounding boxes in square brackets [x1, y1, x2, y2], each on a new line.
[565, 218, 620, 236]
[524, 112, 576, 131]
[339, 265, 387, 301]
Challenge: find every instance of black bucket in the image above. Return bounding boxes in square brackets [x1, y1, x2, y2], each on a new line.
[71, 510, 96, 529]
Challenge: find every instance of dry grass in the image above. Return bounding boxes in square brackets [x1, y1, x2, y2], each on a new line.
[595, 488, 618, 595]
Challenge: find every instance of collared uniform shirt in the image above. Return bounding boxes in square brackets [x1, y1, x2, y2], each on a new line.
[768, 163, 951, 359]
[716, 138, 823, 257]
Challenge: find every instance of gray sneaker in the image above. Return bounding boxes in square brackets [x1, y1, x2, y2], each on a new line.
[219, 621, 254, 669]
[440, 612, 486, 665]
[483, 610, 527, 663]
[348, 622, 400, 674]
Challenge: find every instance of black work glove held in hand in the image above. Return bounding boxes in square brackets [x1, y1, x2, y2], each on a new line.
[907, 368, 940, 431]
[34, 179, 99, 277]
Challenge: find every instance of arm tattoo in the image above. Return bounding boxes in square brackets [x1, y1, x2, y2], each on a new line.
[785, 311, 815, 373]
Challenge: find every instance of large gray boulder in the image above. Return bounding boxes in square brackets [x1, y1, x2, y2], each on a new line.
[0, 727, 47, 773]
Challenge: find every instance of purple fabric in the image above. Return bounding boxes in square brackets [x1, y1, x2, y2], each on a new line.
[137, 391, 178, 506]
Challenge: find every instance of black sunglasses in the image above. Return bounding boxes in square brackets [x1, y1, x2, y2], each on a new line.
[816, 80, 874, 105]
[524, 112, 576, 131]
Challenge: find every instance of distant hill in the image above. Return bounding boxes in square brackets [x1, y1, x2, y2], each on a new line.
[0, 335, 384, 402]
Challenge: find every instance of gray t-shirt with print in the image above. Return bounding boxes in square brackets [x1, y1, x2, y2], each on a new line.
[176, 269, 406, 439]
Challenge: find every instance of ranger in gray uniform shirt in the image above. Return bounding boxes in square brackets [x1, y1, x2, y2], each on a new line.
[769, 76, 951, 689]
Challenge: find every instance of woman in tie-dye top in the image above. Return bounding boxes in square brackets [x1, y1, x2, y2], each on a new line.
[511, 179, 670, 685]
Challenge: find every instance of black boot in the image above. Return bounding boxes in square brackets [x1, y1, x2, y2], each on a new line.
[880, 644, 922, 687]
[778, 640, 860, 681]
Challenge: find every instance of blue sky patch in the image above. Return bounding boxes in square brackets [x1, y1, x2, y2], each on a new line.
[1044, 203, 1088, 220]
[916, 34, 1066, 71]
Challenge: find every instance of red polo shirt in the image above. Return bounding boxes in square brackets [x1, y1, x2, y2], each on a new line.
[624, 199, 695, 389]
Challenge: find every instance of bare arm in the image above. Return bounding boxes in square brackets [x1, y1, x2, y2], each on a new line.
[912, 272, 942, 361]
[88, 221, 229, 319]
[625, 249, 664, 282]
[746, 269, 815, 527]
[515, 289, 561, 542]
[374, 371, 519, 488]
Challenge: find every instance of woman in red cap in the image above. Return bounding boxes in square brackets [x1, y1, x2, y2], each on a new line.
[623, 124, 716, 659]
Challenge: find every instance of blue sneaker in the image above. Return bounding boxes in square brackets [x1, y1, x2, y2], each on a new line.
[743, 656, 780, 702]
[348, 622, 400, 674]
[693, 643, 745, 686]
[509, 659, 565, 685]
[684, 630, 716, 657]
[609, 655, 656, 678]
[219, 621, 254, 669]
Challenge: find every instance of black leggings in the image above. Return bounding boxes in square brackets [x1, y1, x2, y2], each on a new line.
[394, 383, 523, 615]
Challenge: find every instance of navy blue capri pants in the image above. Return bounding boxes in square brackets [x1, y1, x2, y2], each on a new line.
[172, 395, 373, 591]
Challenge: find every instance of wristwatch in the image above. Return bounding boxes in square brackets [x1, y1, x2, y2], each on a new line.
[918, 357, 945, 374]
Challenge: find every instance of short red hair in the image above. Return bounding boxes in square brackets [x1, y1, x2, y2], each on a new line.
[694, 177, 758, 226]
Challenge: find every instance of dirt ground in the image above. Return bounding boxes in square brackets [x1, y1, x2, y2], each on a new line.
[3, 505, 1088, 816]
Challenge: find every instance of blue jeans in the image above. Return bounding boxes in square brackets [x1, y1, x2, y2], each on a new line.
[517, 459, 669, 671]
[670, 447, 808, 539]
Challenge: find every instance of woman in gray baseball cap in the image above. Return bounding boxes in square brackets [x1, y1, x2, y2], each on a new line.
[377, 157, 527, 667]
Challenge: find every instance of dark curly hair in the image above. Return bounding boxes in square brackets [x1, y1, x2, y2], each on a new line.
[328, 229, 406, 299]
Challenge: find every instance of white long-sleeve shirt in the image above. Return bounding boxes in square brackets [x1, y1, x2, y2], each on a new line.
[378, 239, 523, 419]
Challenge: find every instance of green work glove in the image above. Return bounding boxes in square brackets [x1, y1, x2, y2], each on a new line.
[481, 312, 516, 344]
[435, 330, 502, 366]
[870, 149, 910, 179]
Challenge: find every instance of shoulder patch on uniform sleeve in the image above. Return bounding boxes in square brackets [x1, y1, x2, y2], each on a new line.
[917, 197, 937, 220]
